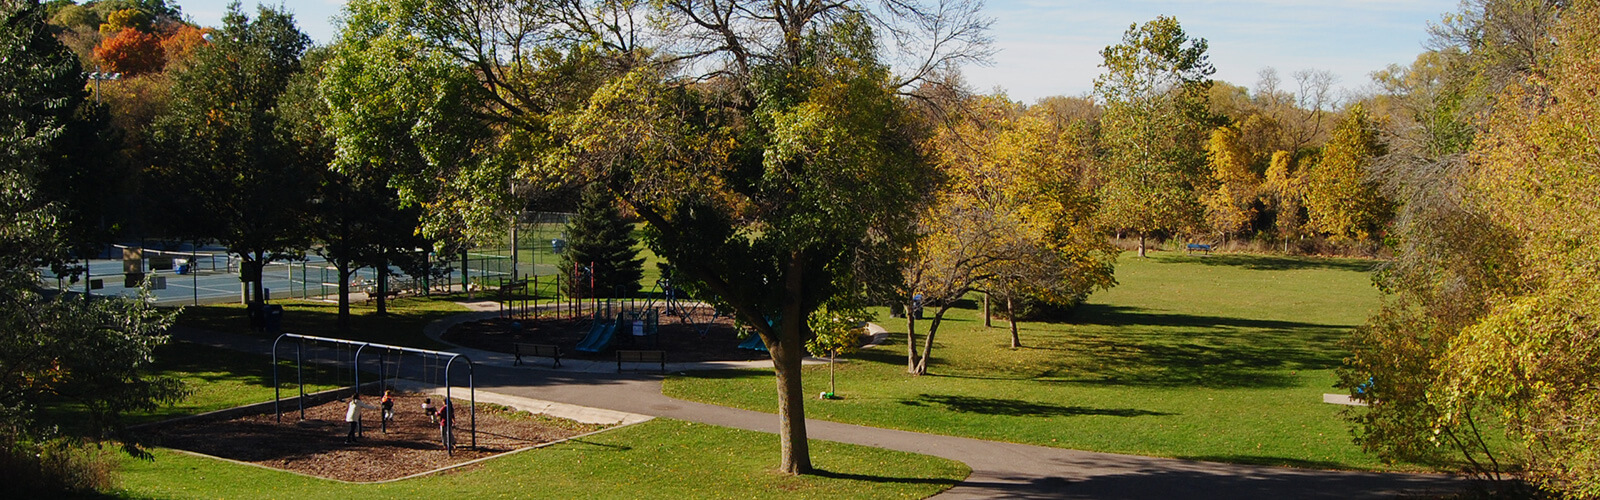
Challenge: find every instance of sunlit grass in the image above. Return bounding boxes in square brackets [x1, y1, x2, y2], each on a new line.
[665, 252, 1409, 471]
[112, 419, 968, 499]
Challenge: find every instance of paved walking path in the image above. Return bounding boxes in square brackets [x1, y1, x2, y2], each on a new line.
[174, 305, 1467, 499]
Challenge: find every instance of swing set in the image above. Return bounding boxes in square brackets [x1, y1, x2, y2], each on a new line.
[270, 333, 478, 451]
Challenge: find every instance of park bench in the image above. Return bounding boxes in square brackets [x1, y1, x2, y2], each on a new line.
[1185, 243, 1212, 254]
[513, 343, 562, 368]
[616, 350, 666, 373]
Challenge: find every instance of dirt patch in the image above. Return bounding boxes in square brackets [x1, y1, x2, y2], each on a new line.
[143, 394, 606, 482]
[444, 304, 771, 363]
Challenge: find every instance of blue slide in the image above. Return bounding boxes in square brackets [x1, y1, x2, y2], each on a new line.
[738, 335, 768, 352]
[574, 320, 618, 353]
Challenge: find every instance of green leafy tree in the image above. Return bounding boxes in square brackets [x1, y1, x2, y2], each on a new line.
[148, 3, 315, 303]
[319, 0, 513, 272]
[329, 0, 989, 475]
[279, 46, 428, 324]
[806, 307, 870, 398]
[1093, 16, 1215, 257]
[560, 183, 643, 298]
[1, 2, 184, 493]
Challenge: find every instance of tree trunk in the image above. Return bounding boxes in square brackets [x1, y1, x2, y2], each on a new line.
[912, 304, 953, 375]
[771, 253, 812, 474]
[905, 301, 918, 374]
[1138, 232, 1147, 258]
[983, 293, 992, 327]
[462, 250, 472, 299]
[828, 350, 836, 395]
[375, 251, 388, 316]
[336, 262, 352, 332]
[1008, 295, 1021, 348]
[252, 251, 267, 302]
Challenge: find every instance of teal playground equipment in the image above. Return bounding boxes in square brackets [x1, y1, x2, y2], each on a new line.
[738, 334, 768, 352]
[738, 316, 776, 352]
[572, 299, 660, 353]
[573, 317, 618, 353]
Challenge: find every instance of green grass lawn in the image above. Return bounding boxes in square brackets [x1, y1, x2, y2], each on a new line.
[112, 419, 967, 499]
[108, 339, 967, 499]
[664, 252, 1405, 471]
[133, 341, 346, 424]
[172, 295, 469, 350]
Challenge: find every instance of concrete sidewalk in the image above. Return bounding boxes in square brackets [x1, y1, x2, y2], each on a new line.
[172, 306, 1466, 499]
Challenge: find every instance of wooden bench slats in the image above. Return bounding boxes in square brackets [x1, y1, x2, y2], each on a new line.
[513, 343, 562, 368]
[616, 350, 666, 373]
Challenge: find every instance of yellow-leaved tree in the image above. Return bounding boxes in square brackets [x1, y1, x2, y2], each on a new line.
[1200, 121, 1263, 238]
[903, 95, 1115, 374]
[1301, 103, 1391, 242]
[1443, 1, 1600, 492]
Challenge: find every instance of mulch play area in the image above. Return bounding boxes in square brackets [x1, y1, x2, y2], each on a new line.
[143, 393, 606, 482]
[444, 304, 771, 363]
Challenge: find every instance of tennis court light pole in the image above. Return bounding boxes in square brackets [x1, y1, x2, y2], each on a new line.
[80, 69, 120, 300]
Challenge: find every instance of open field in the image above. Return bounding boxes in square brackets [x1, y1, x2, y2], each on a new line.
[664, 252, 1405, 471]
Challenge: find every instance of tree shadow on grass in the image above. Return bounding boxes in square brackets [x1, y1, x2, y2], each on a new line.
[1014, 304, 1351, 389]
[1071, 304, 1355, 331]
[811, 468, 965, 486]
[674, 369, 771, 381]
[900, 394, 1172, 418]
[1161, 254, 1380, 272]
[1177, 454, 1355, 470]
[564, 438, 632, 451]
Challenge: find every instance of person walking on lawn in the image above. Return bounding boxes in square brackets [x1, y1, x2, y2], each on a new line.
[345, 394, 379, 444]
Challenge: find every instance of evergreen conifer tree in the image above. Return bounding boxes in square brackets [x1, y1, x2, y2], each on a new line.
[560, 183, 643, 298]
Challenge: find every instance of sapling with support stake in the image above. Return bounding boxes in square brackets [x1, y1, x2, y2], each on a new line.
[806, 307, 871, 400]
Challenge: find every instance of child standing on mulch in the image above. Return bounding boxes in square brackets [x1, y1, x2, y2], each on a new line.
[438, 400, 455, 450]
[345, 394, 379, 443]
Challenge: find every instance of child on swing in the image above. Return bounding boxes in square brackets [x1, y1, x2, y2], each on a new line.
[381, 390, 395, 422]
[421, 397, 437, 424]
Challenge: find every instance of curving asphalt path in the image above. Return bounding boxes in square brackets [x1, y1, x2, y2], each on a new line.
[176, 306, 1468, 499]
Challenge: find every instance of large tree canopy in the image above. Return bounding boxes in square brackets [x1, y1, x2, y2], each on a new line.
[1093, 16, 1215, 257]
[1338, 0, 1579, 493]
[327, 0, 989, 474]
[1, 3, 184, 488]
[148, 3, 315, 302]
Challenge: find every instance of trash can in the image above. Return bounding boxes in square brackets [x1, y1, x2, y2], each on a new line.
[263, 304, 284, 333]
[246, 302, 265, 332]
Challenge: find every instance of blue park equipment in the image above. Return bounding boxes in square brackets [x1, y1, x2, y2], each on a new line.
[737, 334, 768, 352]
[738, 315, 776, 352]
[573, 316, 620, 353]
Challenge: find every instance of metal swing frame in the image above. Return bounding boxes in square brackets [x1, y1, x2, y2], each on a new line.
[271, 333, 477, 450]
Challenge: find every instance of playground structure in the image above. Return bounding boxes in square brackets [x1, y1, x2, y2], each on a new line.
[573, 299, 662, 353]
[271, 333, 477, 453]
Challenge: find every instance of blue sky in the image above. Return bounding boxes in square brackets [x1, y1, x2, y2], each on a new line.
[173, 0, 1457, 102]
